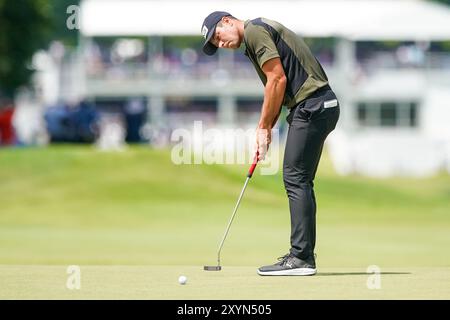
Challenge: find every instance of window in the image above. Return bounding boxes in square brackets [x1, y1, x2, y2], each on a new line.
[357, 102, 368, 125]
[380, 102, 396, 127]
[409, 102, 418, 127]
[356, 101, 418, 128]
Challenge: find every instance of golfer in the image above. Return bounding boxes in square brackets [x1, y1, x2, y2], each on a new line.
[201, 12, 339, 276]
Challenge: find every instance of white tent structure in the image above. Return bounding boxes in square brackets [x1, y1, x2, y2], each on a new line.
[80, 0, 450, 40]
[75, 0, 450, 177]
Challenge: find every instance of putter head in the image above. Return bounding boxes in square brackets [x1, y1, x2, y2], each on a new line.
[204, 266, 222, 271]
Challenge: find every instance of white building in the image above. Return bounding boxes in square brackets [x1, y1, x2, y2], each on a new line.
[58, 0, 450, 177]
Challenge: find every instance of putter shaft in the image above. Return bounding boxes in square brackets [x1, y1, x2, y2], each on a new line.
[217, 176, 251, 267]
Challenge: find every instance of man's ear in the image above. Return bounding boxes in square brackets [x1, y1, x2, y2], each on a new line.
[222, 16, 231, 25]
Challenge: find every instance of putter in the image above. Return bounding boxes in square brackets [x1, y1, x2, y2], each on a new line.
[204, 152, 259, 271]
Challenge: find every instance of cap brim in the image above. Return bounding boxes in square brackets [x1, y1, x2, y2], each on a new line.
[203, 42, 218, 56]
[202, 25, 218, 55]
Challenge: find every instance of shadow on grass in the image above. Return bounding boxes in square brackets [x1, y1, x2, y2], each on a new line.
[316, 272, 411, 276]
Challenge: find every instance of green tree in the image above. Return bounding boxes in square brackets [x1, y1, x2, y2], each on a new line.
[48, 0, 80, 48]
[0, 0, 51, 98]
[429, 0, 450, 5]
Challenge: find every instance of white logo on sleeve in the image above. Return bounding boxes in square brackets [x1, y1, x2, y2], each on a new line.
[202, 25, 209, 39]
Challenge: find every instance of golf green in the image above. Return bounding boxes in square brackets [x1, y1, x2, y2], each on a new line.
[0, 145, 449, 299]
[1, 265, 448, 299]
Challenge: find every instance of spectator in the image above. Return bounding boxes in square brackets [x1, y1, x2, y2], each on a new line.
[0, 98, 16, 145]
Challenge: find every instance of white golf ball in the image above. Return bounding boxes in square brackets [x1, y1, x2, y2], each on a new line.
[178, 275, 187, 285]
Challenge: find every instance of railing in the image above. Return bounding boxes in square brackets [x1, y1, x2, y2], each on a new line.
[85, 60, 259, 81]
[84, 53, 450, 83]
[358, 52, 450, 72]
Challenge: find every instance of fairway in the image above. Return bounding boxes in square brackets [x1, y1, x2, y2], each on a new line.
[0, 145, 449, 299]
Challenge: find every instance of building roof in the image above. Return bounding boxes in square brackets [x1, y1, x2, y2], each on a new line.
[80, 0, 450, 40]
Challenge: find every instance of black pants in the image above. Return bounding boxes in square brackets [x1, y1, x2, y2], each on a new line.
[284, 86, 340, 259]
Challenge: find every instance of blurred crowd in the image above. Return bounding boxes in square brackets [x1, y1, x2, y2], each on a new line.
[2, 37, 449, 148]
[0, 98, 15, 146]
[0, 97, 148, 147]
[82, 38, 450, 82]
[84, 37, 335, 81]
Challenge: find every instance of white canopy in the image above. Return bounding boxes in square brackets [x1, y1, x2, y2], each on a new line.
[80, 0, 450, 40]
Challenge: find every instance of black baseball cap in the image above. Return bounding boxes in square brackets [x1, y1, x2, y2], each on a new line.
[201, 11, 234, 55]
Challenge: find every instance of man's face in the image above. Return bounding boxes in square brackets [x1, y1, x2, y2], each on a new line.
[210, 17, 241, 50]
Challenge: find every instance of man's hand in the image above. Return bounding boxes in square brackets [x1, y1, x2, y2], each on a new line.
[256, 127, 271, 161]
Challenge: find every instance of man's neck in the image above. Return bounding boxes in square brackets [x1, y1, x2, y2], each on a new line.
[236, 19, 245, 44]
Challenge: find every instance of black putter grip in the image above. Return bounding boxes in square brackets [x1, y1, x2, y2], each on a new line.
[247, 151, 259, 178]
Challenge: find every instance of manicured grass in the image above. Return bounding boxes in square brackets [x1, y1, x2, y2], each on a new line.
[1, 265, 448, 299]
[0, 145, 449, 299]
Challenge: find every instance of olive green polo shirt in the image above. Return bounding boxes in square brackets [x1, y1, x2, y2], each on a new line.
[244, 18, 329, 108]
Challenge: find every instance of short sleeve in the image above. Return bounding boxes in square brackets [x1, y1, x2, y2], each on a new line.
[246, 25, 280, 68]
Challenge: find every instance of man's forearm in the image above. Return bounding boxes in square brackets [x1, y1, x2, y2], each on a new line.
[258, 77, 286, 129]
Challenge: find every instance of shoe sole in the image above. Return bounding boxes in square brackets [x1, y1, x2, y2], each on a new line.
[257, 268, 317, 276]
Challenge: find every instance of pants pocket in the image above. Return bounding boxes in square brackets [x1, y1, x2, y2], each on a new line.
[286, 107, 296, 125]
[306, 91, 339, 121]
[287, 105, 308, 124]
[303, 96, 324, 116]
